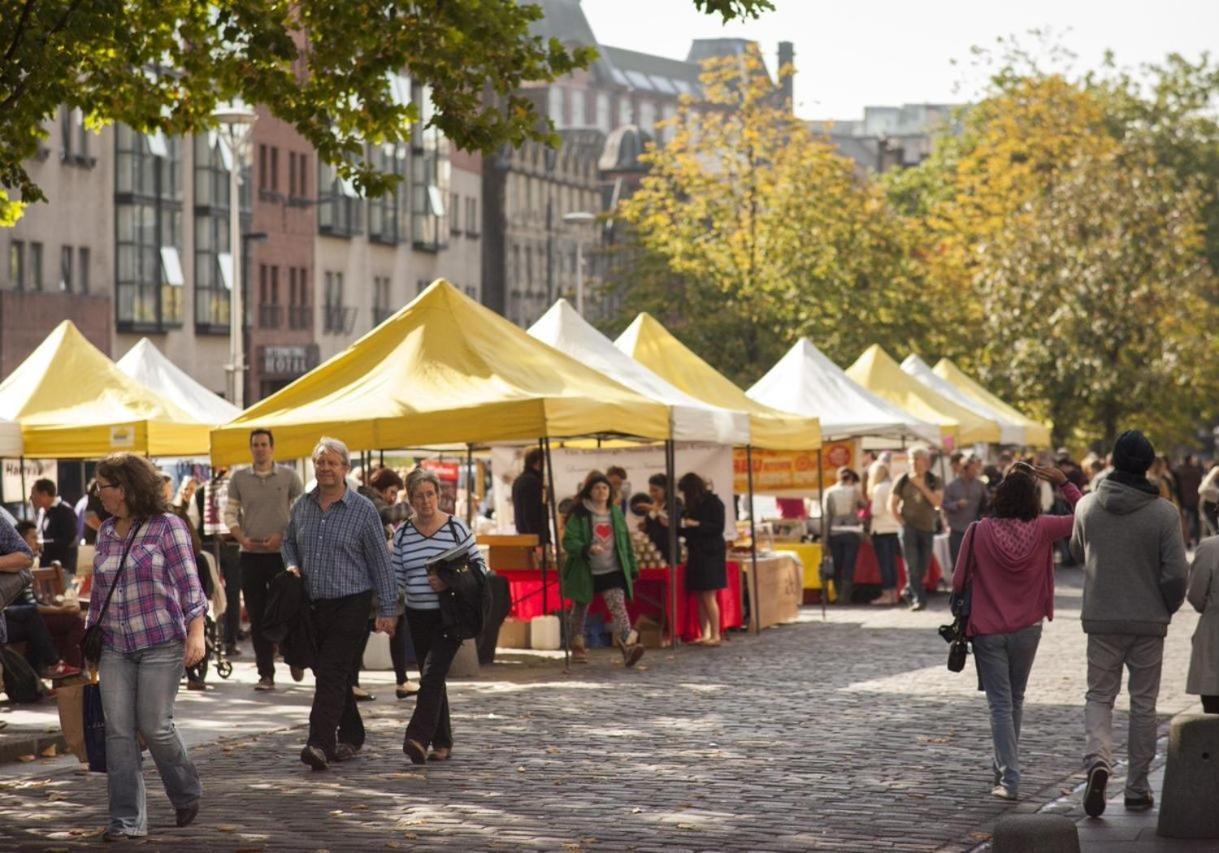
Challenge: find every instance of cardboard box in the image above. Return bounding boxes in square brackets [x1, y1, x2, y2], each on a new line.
[497, 618, 531, 649]
[635, 615, 664, 649]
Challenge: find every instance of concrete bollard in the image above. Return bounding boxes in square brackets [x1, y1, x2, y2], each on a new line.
[447, 638, 481, 679]
[1157, 713, 1219, 839]
[992, 814, 1080, 853]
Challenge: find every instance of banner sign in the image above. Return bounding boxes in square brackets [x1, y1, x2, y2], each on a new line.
[732, 440, 860, 496]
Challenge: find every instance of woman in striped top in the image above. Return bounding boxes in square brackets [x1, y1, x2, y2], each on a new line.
[392, 467, 487, 764]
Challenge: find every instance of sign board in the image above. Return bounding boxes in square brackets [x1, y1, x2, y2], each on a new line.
[732, 440, 861, 497]
[109, 424, 136, 449]
[2, 458, 56, 504]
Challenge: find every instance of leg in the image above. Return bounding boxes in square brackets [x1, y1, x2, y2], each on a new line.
[307, 593, 372, 757]
[1007, 623, 1043, 748]
[700, 590, 721, 642]
[42, 611, 86, 669]
[404, 609, 461, 750]
[949, 529, 965, 569]
[601, 587, 632, 642]
[874, 534, 898, 599]
[240, 553, 280, 681]
[567, 600, 590, 645]
[1122, 636, 1165, 799]
[840, 536, 859, 602]
[829, 535, 847, 595]
[5, 606, 62, 672]
[973, 633, 1019, 793]
[351, 622, 372, 688]
[390, 612, 409, 685]
[1083, 633, 1126, 772]
[98, 647, 147, 835]
[898, 526, 917, 603]
[133, 641, 202, 810]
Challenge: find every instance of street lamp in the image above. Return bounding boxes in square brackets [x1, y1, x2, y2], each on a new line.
[562, 211, 596, 315]
[213, 100, 257, 409]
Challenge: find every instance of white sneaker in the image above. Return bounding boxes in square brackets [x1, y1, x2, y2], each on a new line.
[990, 785, 1017, 801]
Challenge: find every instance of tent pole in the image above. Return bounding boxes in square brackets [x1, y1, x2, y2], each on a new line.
[746, 445, 760, 636]
[542, 436, 568, 670]
[665, 440, 679, 648]
[818, 445, 827, 620]
[19, 455, 27, 520]
[465, 444, 474, 527]
[379, 449, 384, 468]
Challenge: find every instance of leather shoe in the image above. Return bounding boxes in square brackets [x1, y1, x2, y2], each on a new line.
[290, 666, 305, 682]
[403, 738, 427, 765]
[176, 801, 200, 827]
[333, 742, 359, 762]
[1124, 793, 1154, 811]
[300, 744, 329, 771]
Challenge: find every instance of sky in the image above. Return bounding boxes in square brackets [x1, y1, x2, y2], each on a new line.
[580, 0, 1219, 119]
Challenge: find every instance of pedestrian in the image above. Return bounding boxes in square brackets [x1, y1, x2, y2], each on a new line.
[29, 478, 78, 573]
[868, 463, 902, 606]
[1200, 460, 1219, 538]
[11, 521, 84, 676]
[223, 428, 304, 691]
[0, 514, 37, 664]
[562, 470, 646, 663]
[86, 452, 207, 840]
[1069, 430, 1188, 817]
[512, 448, 549, 543]
[953, 461, 1079, 801]
[1174, 455, 1203, 547]
[283, 437, 398, 771]
[606, 465, 630, 513]
[639, 472, 682, 556]
[1185, 535, 1219, 714]
[678, 472, 728, 645]
[889, 447, 943, 611]
[944, 454, 987, 568]
[824, 467, 865, 605]
[203, 467, 242, 658]
[394, 466, 489, 763]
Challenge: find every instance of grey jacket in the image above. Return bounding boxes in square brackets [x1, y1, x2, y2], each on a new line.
[1186, 537, 1219, 695]
[1069, 477, 1188, 637]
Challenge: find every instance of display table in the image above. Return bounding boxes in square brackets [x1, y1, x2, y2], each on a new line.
[740, 553, 802, 631]
[501, 562, 743, 643]
[478, 534, 540, 571]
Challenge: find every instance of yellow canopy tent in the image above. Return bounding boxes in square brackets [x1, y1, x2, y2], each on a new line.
[613, 313, 821, 450]
[933, 359, 1053, 448]
[210, 281, 672, 466]
[845, 345, 1001, 446]
[0, 320, 213, 458]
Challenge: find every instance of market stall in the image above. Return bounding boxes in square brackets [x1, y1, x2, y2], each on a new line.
[117, 338, 242, 425]
[932, 359, 1052, 448]
[901, 355, 1033, 448]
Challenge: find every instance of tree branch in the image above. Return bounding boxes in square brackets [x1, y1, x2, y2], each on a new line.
[0, 0, 84, 114]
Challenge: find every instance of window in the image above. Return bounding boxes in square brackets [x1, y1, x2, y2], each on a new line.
[7, 240, 23, 290]
[258, 145, 267, 191]
[192, 133, 250, 333]
[639, 101, 657, 134]
[548, 87, 564, 126]
[259, 264, 282, 328]
[411, 83, 450, 251]
[29, 242, 43, 290]
[78, 247, 89, 293]
[618, 96, 633, 128]
[449, 192, 461, 234]
[661, 103, 678, 142]
[60, 106, 89, 163]
[296, 153, 308, 198]
[372, 275, 392, 325]
[318, 160, 363, 237]
[322, 271, 353, 334]
[367, 142, 406, 244]
[270, 147, 279, 192]
[571, 90, 587, 126]
[465, 196, 479, 237]
[289, 152, 298, 197]
[596, 93, 611, 132]
[289, 267, 312, 329]
[59, 246, 72, 292]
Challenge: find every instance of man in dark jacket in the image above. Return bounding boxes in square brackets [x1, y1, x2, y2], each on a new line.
[511, 449, 549, 545]
[29, 479, 77, 574]
[1069, 430, 1188, 817]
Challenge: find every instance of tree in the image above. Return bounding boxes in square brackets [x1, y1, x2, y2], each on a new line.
[610, 48, 931, 386]
[0, 0, 773, 224]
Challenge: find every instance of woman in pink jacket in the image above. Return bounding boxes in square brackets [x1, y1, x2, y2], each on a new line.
[952, 461, 1080, 802]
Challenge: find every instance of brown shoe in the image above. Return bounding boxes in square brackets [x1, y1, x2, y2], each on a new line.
[570, 636, 588, 664]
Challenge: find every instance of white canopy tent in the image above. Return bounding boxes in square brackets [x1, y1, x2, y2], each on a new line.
[900, 355, 1025, 446]
[528, 299, 750, 445]
[0, 416, 23, 457]
[748, 339, 941, 445]
[117, 338, 242, 426]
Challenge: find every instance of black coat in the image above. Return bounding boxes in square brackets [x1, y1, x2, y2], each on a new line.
[680, 494, 727, 591]
[261, 571, 316, 670]
[511, 467, 549, 544]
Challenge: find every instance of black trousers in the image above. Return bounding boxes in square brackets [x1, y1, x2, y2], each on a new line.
[219, 542, 242, 646]
[1203, 695, 1219, 714]
[389, 613, 416, 685]
[240, 551, 284, 679]
[404, 607, 461, 750]
[308, 591, 372, 757]
[3, 605, 60, 672]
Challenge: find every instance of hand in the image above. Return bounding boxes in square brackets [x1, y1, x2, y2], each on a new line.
[183, 633, 206, 668]
[957, 499, 968, 509]
[237, 535, 255, 551]
[374, 616, 397, 637]
[286, 565, 301, 577]
[589, 544, 605, 556]
[263, 532, 283, 551]
[427, 574, 448, 593]
[1034, 465, 1068, 487]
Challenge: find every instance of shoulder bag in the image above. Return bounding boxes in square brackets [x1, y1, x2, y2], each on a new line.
[81, 520, 145, 666]
[943, 521, 977, 673]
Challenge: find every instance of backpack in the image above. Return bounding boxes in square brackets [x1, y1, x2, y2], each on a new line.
[0, 644, 46, 704]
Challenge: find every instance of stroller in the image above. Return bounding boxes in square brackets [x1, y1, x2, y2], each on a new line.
[186, 614, 232, 685]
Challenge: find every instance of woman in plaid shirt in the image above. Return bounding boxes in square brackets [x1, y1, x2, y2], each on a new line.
[87, 453, 208, 841]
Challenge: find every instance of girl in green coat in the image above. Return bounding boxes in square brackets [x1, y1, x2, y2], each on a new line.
[562, 471, 644, 667]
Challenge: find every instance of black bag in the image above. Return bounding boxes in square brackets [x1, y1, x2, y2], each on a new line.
[83, 681, 107, 772]
[81, 521, 144, 666]
[0, 566, 32, 611]
[941, 521, 977, 674]
[0, 644, 46, 703]
[429, 519, 491, 641]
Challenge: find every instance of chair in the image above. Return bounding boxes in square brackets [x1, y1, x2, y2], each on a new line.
[31, 565, 66, 604]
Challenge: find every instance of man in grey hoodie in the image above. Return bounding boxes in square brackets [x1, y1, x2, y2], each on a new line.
[1069, 430, 1188, 817]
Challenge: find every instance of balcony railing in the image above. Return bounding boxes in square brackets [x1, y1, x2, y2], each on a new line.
[323, 304, 356, 335]
[258, 304, 283, 329]
[288, 305, 313, 330]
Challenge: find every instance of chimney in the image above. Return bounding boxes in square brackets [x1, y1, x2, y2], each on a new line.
[777, 41, 794, 112]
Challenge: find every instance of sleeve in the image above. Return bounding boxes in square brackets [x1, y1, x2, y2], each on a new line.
[0, 515, 33, 559]
[48, 505, 77, 546]
[1187, 545, 1215, 614]
[222, 473, 242, 531]
[163, 515, 207, 623]
[365, 505, 399, 619]
[1158, 512, 1189, 615]
[562, 511, 590, 560]
[459, 520, 488, 577]
[1038, 483, 1084, 541]
[951, 523, 976, 595]
[280, 505, 301, 569]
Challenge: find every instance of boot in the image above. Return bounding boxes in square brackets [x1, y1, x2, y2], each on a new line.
[570, 635, 588, 664]
[617, 630, 644, 668]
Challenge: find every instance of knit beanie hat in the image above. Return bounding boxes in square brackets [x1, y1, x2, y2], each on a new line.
[1112, 430, 1156, 474]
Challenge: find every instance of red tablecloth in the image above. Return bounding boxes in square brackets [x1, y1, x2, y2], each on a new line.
[503, 561, 743, 643]
[852, 538, 941, 589]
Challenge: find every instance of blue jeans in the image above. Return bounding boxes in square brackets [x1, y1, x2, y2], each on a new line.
[972, 623, 1043, 794]
[99, 640, 201, 836]
[828, 534, 860, 598]
[872, 533, 900, 590]
[899, 525, 934, 605]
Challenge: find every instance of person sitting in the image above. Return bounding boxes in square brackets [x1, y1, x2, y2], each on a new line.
[13, 521, 85, 673]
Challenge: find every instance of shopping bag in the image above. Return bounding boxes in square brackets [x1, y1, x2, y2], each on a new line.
[55, 681, 88, 762]
[83, 682, 107, 772]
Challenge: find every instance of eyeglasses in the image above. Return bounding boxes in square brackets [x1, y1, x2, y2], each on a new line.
[97, 482, 121, 491]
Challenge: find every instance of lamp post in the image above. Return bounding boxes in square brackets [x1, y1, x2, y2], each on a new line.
[562, 210, 596, 315]
[213, 101, 257, 408]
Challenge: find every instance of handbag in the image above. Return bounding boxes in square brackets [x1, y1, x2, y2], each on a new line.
[83, 681, 107, 772]
[942, 521, 977, 673]
[56, 680, 89, 762]
[0, 566, 32, 610]
[81, 521, 144, 666]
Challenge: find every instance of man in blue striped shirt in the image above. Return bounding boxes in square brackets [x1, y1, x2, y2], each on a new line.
[282, 436, 397, 771]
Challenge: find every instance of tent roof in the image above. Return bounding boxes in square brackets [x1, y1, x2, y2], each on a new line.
[901, 354, 1027, 446]
[117, 338, 242, 426]
[0, 321, 212, 458]
[529, 300, 750, 445]
[844, 345, 1001, 446]
[210, 281, 673, 466]
[748, 338, 940, 444]
[933, 359, 1052, 448]
[0, 415, 21, 457]
[613, 313, 821, 450]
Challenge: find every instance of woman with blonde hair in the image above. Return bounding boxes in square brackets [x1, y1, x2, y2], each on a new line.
[868, 463, 902, 606]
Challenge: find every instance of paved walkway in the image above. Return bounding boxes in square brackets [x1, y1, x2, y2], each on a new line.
[0, 566, 1208, 851]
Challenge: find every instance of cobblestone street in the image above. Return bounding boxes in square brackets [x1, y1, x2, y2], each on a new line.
[0, 567, 1204, 851]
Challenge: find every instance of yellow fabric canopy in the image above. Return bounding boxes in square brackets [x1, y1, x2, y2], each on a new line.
[933, 359, 1053, 448]
[210, 281, 672, 466]
[0, 320, 213, 458]
[613, 313, 821, 450]
[845, 345, 1001, 446]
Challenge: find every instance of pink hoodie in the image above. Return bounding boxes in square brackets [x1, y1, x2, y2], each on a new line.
[951, 483, 1082, 637]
